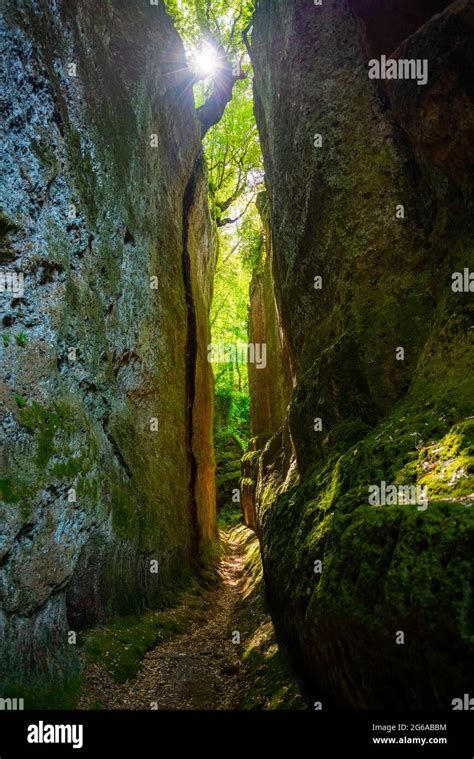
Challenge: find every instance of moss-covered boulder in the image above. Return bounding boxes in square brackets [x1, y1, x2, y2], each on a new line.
[248, 0, 474, 707]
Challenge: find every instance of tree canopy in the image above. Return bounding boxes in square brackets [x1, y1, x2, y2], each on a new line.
[165, 0, 264, 442]
[164, 0, 263, 224]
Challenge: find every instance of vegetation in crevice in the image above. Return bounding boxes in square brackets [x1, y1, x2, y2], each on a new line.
[165, 0, 265, 514]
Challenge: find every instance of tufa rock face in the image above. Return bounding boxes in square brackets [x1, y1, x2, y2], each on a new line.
[248, 191, 293, 441]
[244, 191, 293, 531]
[0, 0, 216, 694]
[248, 0, 474, 707]
[384, 0, 474, 199]
[348, 0, 453, 58]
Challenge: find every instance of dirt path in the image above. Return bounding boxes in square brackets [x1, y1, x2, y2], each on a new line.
[79, 530, 250, 710]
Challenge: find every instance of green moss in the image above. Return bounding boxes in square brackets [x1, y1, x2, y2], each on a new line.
[300, 402, 474, 523]
[242, 449, 261, 467]
[410, 306, 474, 419]
[3, 675, 83, 710]
[258, 389, 474, 705]
[240, 477, 253, 489]
[6, 399, 99, 511]
[330, 417, 372, 452]
[76, 475, 99, 500]
[308, 502, 474, 631]
[110, 482, 139, 540]
[241, 639, 305, 710]
[0, 477, 20, 503]
[415, 420, 474, 499]
[217, 503, 244, 528]
[51, 455, 86, 478]
[83, 610, 187, 683]
[19, 401, 74, 468]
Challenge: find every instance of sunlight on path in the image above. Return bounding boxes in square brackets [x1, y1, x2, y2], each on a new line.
[80, 531, 250, 710]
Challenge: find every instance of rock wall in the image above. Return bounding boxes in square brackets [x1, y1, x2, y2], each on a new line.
[0, 0, 216, 696]
[243, 191, 293, 531]
[248, 0, 474, 708]
[248, 192, 292, 440]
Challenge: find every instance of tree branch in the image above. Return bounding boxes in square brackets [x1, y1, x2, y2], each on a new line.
[196, 62, 247, 138]
[217, 193, 254, 227]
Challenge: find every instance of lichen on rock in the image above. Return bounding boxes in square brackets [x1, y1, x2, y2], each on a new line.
[0, 0, 217, 700]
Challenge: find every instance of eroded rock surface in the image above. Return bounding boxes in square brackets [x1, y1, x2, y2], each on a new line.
[0, 0, 216, 696]
[248, 0, 474, 708]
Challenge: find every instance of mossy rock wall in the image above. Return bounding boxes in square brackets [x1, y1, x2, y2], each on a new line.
[249, 0, 474, 707]
[214, 432, 243, 513]
[0, 0, 216, 695]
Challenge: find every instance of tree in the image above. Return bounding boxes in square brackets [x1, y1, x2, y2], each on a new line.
[165, 0, 265, 443]
[165, 0, 263, 225]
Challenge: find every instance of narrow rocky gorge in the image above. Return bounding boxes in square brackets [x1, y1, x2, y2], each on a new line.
[0, 0, 473, 714]
[78, 526, 304, 710]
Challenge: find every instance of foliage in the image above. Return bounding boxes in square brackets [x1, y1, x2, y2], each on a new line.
[165, 0, 263, 224]
[165, 0, 255, 56]
[210, 210, 263, 443]
[206, 78, 263, 226]
[166, 0, 264, 449]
